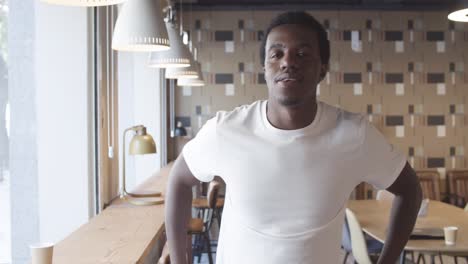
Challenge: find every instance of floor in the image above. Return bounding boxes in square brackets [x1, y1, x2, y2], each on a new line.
[0, 169, 11, 264]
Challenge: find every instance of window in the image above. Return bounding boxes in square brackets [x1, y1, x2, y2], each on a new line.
[0, 0, 9, 262]
[7, 2, 94, 263]
[4, 3, 166, 263]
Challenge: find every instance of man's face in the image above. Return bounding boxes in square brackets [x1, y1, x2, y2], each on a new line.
[264, 24, 327, 107]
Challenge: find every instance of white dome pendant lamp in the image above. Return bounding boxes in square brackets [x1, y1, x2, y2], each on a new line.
[148, 21, 191, 68]
[165, 54, 198, 79]
[112, 0, 170, 52]
[177, 62, 205, 87]
[448, 0, 468, 22]
[40, 0, 125, 6]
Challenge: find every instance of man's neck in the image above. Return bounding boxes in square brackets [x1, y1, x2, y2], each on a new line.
[266, 98, 318, 130]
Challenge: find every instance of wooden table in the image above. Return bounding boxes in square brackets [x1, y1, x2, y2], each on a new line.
[52, 163, 172, 264]
[347, 200, 468, 262]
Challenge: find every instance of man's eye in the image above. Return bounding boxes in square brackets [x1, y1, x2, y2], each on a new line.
[270, 53, 278, 58]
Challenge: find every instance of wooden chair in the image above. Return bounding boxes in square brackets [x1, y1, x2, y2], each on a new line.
[189, 180, 221, 264]
[416, 170, 441, 201]
[193, 177, 225, 229]
[159, 180, 221, 264]
[447, 170, 468, 207]
[192, 197, 224, 230]
[354, 182, 375, 200]
[375, 190, 395, 201]
[412, 171, 445, 263]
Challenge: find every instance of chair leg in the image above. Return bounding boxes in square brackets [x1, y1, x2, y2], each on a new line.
[343, 252, 349, 264]
[204, 233, 213, 264]
[453, 256, 458, 264]
[193, 234, 202, 263]
[216, 208, 222, 229]
[437, 253, 443, 264]
[417, 253, 426, 264]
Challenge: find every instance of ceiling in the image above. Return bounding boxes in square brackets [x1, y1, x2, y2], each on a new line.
[176, 0, 458, 11]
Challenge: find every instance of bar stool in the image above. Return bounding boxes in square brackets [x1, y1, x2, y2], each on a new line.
[192, 196, 224, 229]
[190, 180, 221, 264]
[193, 177, 225, 229]
[159, 180, 221, 264]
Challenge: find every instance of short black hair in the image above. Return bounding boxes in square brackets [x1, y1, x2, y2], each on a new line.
[260, 11, 330, 67]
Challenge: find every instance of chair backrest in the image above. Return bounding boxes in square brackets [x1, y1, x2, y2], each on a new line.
[375, 190, 394, 201]
[201, 180, 222, 232]
[345, 208, 373, 264]
[416, 170, 441, 201]
[447, 170, 468, 207]
[207, 180, 221, 209]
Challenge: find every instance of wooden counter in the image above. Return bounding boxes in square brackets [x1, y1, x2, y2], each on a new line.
[52, 163, 173, 264]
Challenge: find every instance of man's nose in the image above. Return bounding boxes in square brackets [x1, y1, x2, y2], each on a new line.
[280, 52, 298, 70]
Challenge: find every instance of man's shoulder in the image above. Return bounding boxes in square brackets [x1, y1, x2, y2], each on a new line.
[319, 101, 365, 126]
[213, 100, 263, 125]
[319, 101, 366, 145]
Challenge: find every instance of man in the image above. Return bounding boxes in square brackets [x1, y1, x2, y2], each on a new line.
[166, 11, 422, 264]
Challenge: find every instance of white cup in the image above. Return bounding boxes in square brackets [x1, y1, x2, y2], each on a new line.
[443, 226, 458, 246]
[30, 242, 54, 264]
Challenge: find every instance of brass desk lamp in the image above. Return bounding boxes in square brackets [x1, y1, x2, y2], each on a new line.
[121, 125, 164, 205]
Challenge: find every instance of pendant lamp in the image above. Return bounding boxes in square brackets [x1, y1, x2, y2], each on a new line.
[165, 60, 198, 79]
[448, 0, 468, 22]
[112, 0, 170, 52]
[148, 22, 192, 68]
[40, 0, 125, 6]
[177, 62, 205, 86]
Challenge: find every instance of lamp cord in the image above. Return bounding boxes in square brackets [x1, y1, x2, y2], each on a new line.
[111, 6, 115, 153]
[106, 6, 113, 155]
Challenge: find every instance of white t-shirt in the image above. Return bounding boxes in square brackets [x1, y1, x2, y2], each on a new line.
[183, 100, 406, 264]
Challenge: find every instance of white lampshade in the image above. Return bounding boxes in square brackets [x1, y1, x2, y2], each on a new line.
[448, 1, 468, 22]
[165, 62, 198, 79]
[448, 9, 468, 22]
[148, 22, 192, 68]
[40, 0, 125, 6]
[112, 0, 170, 52]
[177, 78, 205, 87]
[177, 62, 205, 86]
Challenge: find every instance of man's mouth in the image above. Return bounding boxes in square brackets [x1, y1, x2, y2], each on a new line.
[275, 75, 302, 83]
[279, 78, 297, 82]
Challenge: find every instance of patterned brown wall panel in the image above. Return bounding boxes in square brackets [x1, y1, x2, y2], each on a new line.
[177, 10, 468, 169]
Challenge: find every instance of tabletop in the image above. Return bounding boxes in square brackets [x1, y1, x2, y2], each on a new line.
[347, 200, 468, 254]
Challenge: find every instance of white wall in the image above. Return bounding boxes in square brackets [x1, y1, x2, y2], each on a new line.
[118, 52, 162, 191]
[35, 3, 92, 243]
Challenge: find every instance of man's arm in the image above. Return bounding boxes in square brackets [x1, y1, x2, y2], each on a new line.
[165, 154, 200, 264]
[377, 162, 422, 264]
